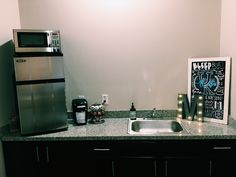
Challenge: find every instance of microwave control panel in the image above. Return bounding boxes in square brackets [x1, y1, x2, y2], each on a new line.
[51, 32, 61, 48]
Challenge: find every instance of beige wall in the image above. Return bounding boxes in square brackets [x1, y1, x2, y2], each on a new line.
[18, 0, 221, 111]
[0, 1, 21, 177]
[220, 0, 236, 119]
[0, 0, 20, 45]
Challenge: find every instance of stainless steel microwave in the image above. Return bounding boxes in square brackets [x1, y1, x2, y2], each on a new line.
[13, 29, 62, 53]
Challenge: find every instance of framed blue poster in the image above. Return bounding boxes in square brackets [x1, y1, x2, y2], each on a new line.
[188, 57, 231, 124]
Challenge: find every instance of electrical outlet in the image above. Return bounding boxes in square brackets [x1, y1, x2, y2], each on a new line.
[102, 94, 109, 104]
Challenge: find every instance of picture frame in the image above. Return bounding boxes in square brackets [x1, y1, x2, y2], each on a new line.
[188, 57, 231, 124]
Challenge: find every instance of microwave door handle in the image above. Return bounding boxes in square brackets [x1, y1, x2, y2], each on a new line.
[47, 33, 52, 47]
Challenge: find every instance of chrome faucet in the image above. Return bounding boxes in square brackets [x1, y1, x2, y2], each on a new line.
[151, 108, 156, 118]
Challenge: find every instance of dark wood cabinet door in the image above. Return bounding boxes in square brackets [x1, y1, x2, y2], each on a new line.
[113, 141, 158, 177]
[209, 141, 236, 177]
[211, 158, 235, 177]
[114, 157, 156, 177]
[47, 141, 113, 177]
[210, 145, 236, 177]
[165, 157, 210, 177]
[3, 142, 40, 177]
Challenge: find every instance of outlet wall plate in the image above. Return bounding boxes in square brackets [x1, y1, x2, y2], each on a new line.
[102, 94, 109, 104]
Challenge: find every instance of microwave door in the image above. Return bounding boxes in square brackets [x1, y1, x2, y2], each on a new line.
[15, 31, 52, 53]
[16, 82, 67, 135]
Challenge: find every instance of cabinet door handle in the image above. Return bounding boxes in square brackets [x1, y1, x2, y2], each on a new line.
[213, 146, 232, 150]
[93, 148, 111, 151]
[45, 146, 50, 163]
[35, 146, 40, 162]
[112, 160, 115, 177]
[154, 160, 157, 177]
[209, 160, 212, 177]
[165, 160, 168, 177]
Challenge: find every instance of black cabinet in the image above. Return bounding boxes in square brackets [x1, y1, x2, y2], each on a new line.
[165, 157, 210, 177]
[113, 141, 160, 177]
[3, 141, 50, 177]
[210, 142, 236, 177]
[3, 141, 114, 177]
[3, 139, 236, 177]
[113, 140, 211, 177]
[159, 140, 211, 177]
[48, 141, 114, 177]
[115, 157, 156, 176]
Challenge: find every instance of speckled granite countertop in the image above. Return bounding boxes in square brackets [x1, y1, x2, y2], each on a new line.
[2, 117, 236, 141]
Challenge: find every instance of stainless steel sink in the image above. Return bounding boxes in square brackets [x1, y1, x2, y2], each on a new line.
[128, 118, 188, 135]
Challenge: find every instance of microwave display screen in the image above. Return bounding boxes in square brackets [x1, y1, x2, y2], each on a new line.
[18, 32, 48, 47]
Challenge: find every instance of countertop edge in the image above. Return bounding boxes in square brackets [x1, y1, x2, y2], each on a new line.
[2, 117, 236, 141]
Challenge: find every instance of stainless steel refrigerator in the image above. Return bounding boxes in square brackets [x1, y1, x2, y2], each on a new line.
[14, 55, 68, 135]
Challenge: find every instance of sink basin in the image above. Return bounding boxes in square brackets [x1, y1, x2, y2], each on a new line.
[128, 118, 188, 135]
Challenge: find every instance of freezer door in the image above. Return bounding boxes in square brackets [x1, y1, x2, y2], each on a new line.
[14, 56, 64, 81]
[16, 82, 67, 135]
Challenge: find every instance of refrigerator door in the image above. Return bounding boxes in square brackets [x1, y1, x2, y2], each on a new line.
[16, 82, 67, 135]
[14, 56, 64, 81]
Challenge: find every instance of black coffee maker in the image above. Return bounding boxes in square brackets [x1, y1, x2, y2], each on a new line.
[72, 96, 88, 125]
